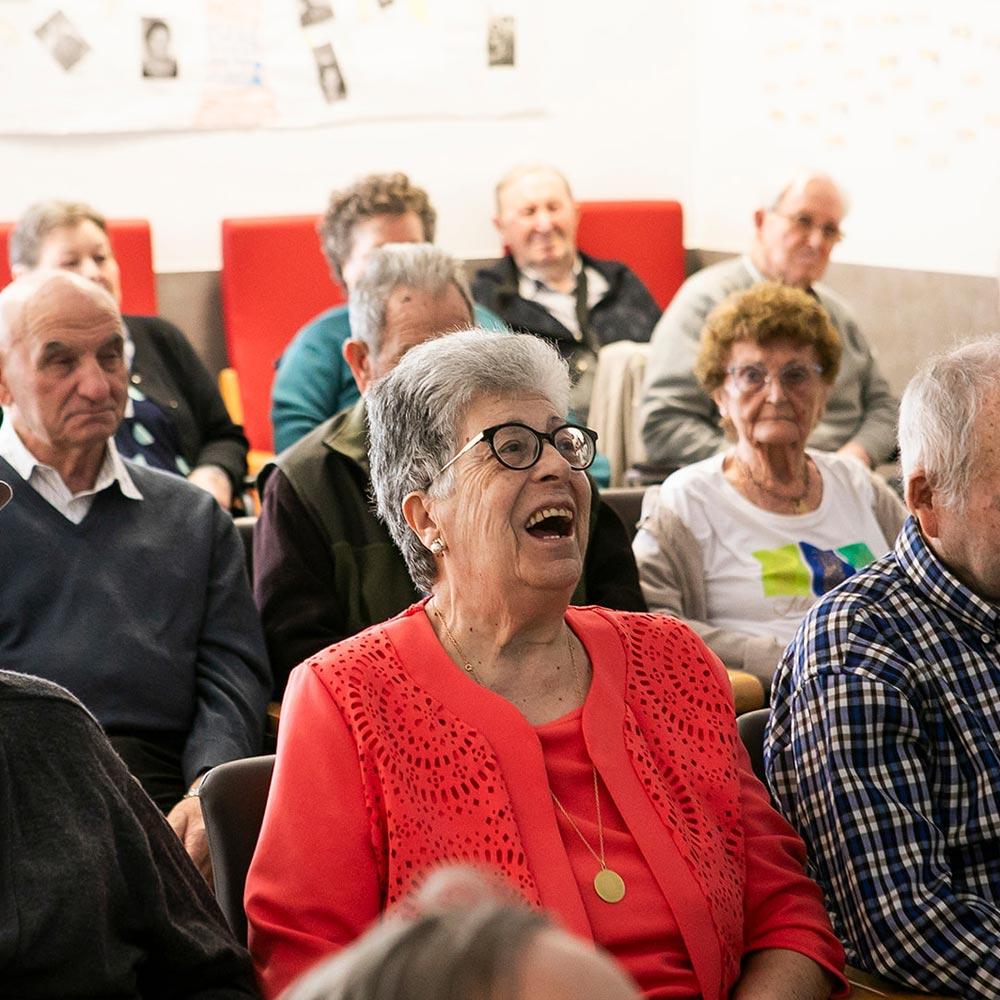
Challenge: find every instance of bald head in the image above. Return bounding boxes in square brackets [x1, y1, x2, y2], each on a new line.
[0, 269, 121, 355]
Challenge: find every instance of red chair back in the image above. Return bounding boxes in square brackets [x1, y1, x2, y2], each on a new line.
[0, 218, 158, 316]
[220, 200, 685, 453]
[220, 215, 345, 453]
[576, 200, 685, 312]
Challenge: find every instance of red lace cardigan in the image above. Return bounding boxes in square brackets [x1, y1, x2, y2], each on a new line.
[246, 604, 845, 998]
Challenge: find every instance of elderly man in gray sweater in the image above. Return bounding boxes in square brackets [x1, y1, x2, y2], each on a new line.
[639, 171, 897, 474]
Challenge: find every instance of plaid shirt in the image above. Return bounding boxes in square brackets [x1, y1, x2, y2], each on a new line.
[766, 516, 1000, 1000]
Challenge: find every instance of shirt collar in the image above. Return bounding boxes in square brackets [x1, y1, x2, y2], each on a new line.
[0, 412, 143, 502]
[895, 515, 999, 633]
[520, 253, 583, 292]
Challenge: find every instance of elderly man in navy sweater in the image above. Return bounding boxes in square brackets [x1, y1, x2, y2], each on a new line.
[0, 270, 270, 879]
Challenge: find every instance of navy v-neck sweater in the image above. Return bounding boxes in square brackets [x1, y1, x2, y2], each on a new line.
[0, 457, 270, 783]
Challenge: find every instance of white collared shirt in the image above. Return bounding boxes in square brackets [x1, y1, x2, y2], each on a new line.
[0, 413, 143, 523]
[518, 255, 610, 341]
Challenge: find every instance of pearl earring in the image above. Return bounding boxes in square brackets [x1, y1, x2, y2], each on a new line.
[429, 538, 446, 555]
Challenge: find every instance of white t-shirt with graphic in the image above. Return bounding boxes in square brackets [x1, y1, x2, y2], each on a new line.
[660, 450, 893, 644]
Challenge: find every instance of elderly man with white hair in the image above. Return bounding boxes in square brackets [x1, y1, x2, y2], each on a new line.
[766, 335, 1000, 1000]
[0, 269, 270, 879]
[639, 170, 897, 473]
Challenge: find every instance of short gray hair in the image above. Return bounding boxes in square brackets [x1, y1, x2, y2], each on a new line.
[347, 243, 472, 356]
[367, 329, 571, 592]
[899, 334, 1000, 511]
[9, 200, 108, 273]
[283, 899, 548, 1000]
[757, 169, 851, 218]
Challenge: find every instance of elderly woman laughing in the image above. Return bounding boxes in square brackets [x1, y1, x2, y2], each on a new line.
[245, 330, 846, 1000]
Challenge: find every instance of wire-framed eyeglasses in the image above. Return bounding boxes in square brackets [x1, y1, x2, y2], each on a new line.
[726, 362, 824, 395]
[433, 422, 598, 481]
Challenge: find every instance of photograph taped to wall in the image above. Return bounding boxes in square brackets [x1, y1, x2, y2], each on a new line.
[487, 15, 514, 67]
[35, 10, 89, 72]
[313, 42, 347, 102]
[141, 18, 178, 79]
[299, 0, 333, 28]
[0, 0, 542, 134]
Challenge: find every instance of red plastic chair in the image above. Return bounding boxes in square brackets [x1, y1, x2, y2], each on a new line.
[220, 215, 345, 454]
[576, 200, 685, 312]
[0, 218, 158, 316]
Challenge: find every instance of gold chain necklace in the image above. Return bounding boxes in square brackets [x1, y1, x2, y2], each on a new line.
[431, 602, 625, 904]
[736, 455, 812, 513]
[432, 603, 480, 680]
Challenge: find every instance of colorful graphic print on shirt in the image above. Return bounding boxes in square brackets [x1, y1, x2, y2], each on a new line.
[752, 541, 876, 598]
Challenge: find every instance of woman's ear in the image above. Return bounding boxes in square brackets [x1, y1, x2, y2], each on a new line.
[402, 490, 442, 551]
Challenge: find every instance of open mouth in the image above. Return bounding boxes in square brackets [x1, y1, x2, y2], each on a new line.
[525, 506, 574, 539]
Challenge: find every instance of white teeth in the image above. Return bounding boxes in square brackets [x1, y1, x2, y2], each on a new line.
[526, 506, 573, 529]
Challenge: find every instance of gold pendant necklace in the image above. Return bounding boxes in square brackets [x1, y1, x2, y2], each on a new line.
[553, 634, 625, 903]
[550, 767, 627, 904]
[431, 601, 626, 903]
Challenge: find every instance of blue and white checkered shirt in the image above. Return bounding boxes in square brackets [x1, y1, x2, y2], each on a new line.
[766, 515, 1000, 1000]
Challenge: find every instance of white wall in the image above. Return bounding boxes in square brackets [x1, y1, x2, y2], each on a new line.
[2, 0, 997, 278]
[0, 1, 696, 273]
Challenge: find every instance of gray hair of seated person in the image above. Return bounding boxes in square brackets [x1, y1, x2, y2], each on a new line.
[281, 897, 549, 1000]
[756, 168, 851, 217]
[367, 329, 571, 593]
[347, 243, 473, 357]
[899, 334, 1000, 513]
[8, 200, 108, 271]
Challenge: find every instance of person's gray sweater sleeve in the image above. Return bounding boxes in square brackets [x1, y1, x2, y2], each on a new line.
[841, 313, 899, 467]
[638, 282, 727, 469]
[632, 487, 783, 693]
[812, 289, 899, 466]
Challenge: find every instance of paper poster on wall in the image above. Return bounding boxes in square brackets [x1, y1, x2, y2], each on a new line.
[0, 0, 541, 134]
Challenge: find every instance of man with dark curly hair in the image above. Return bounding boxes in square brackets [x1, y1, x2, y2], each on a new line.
[271, 173, 503, 451]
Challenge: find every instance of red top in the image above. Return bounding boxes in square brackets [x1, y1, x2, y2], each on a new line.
[246, 604, 846, 999]
[537, 707, 699, 997]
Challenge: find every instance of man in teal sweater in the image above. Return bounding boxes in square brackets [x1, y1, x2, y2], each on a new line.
[270, 171, 504, 452]
[0, 270, 271, 880]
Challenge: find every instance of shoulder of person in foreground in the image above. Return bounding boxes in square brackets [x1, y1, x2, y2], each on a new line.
[0, 670, 260, 998]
